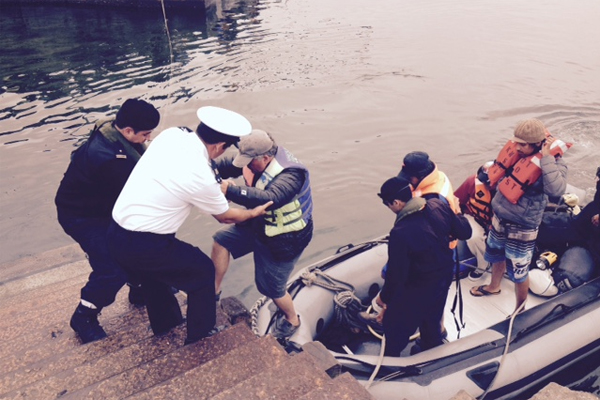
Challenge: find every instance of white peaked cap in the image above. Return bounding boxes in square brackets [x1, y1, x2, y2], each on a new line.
[196, 106, 252, 137]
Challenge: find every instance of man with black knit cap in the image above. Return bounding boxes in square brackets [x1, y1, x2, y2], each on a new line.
[56, 98, 160, 344]
[362, 176, 471, 356]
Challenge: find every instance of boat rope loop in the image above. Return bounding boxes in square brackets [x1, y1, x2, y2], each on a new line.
[333, 290, 368, 330]
[249, 295, 269, 336]
[478, 300, 527, 400]
[299, 269, 367, 330]
[300, 269, 355, 293]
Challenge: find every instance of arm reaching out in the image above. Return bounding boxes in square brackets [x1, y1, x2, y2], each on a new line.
[212, 201, 273, 224]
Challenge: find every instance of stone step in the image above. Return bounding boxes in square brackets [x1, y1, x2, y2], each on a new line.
[0, 262, 88, 328]
[0, 244, 84, 284]
[1, 247, 378, 400]
[0, 301, 235, 394]
[0, 307, 141, 392]
[296, 372, 376, 400]
[125, 332, 287, 400]
[0, 276, 116, 345]
[0, 289, 166, 361]
[0, 312, 161, 398]
[61, 322, 257, 400]
[210, 350, 333, 400]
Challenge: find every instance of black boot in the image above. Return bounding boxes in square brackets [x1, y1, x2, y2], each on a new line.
[127, 283, 146, 307]
[70, 303, 107, 344]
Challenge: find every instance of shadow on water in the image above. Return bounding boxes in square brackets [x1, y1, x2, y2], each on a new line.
[0, 1, 261, 136]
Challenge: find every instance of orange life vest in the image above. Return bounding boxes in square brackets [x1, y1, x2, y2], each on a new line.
[466, 177, 493, 228]
[487, 140, 520, 188]
[412, 167, 460, 248]
[489, 131, 571, 204]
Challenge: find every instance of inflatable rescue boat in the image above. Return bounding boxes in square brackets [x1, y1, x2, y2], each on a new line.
[251, 237, 600, 400]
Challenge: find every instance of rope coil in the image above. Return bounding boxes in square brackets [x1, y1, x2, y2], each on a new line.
[249, 269, 366, 335]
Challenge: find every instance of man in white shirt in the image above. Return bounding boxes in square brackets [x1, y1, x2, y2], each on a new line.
[108, 106, 272, 344]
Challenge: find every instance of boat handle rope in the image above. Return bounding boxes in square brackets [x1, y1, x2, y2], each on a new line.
[299, 269, 356, 293]
[478, 300, 527, 400]
[365, 334, 386, 390]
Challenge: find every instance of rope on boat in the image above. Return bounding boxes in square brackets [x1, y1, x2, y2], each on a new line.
[248, 268, 367, 335]
[366, 334, 386, 390]
[249, 295, 270, 336]
[478, 300, 527, 400]
[333, 290, 368, 331]
[301, 269, 367, 331]
[300, 269, 355, 292]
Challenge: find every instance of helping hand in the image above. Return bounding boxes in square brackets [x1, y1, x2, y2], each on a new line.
[252, 201, 274, 218]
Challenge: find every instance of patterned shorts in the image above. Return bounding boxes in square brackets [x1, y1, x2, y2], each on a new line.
[484, 215, 539, 283]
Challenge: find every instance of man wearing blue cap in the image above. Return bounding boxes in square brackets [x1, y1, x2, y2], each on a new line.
[56, 98, 160, 343]
[107, 106, 272, 345]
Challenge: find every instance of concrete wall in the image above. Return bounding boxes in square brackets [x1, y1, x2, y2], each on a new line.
[0, 0, 206, 8]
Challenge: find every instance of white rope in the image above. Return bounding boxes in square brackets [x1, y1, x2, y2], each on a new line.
[159, 0, 175, 115]
[365, 334, 386, 390]
[479, 300, 527, 400]
[300, 269, 355, 293]
[249, 295, 269, 336]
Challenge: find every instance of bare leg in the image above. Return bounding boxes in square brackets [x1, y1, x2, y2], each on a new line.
[272, 292, 300, 326]
[211, 241, 230, 295]
[483, 260, 506, 293]
[514, 277, 529, 312]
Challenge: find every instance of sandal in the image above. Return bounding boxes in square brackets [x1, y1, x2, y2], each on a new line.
[470, 285, 501, 297]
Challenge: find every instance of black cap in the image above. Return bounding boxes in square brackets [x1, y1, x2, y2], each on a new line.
[398, 151, 435, 181]
[115, 99, 160, 132]
[378, 176, 413, 204]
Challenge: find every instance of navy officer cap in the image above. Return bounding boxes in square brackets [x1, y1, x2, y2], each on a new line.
[196, 106, 252, 138]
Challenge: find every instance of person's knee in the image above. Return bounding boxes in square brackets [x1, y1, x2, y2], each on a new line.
[508, 256, 530, 283]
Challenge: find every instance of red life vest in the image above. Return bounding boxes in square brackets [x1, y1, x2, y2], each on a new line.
[489, 131, 571, 204]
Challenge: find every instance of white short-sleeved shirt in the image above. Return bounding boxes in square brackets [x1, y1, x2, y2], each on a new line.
[113, 127, 229, 234]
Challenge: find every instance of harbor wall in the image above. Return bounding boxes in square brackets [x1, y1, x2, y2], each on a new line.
[0, 0, 207, 8]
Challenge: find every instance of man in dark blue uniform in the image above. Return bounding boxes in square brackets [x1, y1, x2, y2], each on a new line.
[55, 98, 160, 343]
[368, 176, 471, 356]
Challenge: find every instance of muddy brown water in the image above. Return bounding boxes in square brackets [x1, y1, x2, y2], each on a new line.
[1, 3, 599, 387]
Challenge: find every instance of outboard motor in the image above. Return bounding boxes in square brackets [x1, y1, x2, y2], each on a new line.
[553, 246, 598, 293]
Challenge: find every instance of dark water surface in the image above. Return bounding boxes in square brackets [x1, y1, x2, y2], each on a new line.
[1, 0, 599, 392]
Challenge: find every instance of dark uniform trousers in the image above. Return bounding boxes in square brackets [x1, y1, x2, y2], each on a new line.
[57, 214, 128, 308]
[382, 273, 451, 357]
[107, 221, 216, 340]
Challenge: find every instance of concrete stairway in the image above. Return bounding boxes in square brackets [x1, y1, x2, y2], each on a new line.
[0, 245, 375, 400]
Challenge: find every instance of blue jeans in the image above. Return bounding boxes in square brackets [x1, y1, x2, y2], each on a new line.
[213, 223, 302, 299]
[57, 213, 128, 308]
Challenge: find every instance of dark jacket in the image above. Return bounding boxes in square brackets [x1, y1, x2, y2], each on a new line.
[492, 155, 567, 229]
[55, 120, 145, 219]
[379, 198, 472, 304]
[215, 152, 313, 260]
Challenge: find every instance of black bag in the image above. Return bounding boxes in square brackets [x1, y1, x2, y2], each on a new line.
[536, 204, 585, 255]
